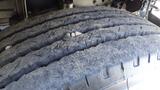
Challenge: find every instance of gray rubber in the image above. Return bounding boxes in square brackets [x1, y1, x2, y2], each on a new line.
[0, 6, 160, 90]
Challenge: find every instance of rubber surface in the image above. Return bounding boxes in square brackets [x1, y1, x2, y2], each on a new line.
[0, 6, 160, 90]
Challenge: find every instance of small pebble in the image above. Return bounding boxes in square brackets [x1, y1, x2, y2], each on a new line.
[5, 45, 12, 50]
[66, 31, 82, 37]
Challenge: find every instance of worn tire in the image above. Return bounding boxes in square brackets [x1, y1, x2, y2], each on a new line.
[0, 6, 160, 90]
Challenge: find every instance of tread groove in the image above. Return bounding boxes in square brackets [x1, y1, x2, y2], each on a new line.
[85, 76, 90, 87]
[148, 53, 151, 63]
[121, 62, 124, 71]
[134, 56, 140, 67]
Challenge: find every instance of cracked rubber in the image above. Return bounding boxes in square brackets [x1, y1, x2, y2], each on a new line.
[1, 7, 160, 90]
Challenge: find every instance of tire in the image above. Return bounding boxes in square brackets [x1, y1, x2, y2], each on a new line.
[0, 6, 160, 90]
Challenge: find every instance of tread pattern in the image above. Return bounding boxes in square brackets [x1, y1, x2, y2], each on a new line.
[0, 25, 159, 88]
[0, 7, 129, 42]
[0, 10, 133, 54]
[3, 35, 160, 90]
[0, 7, 160, 90]
[0, 16, 156, 68]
